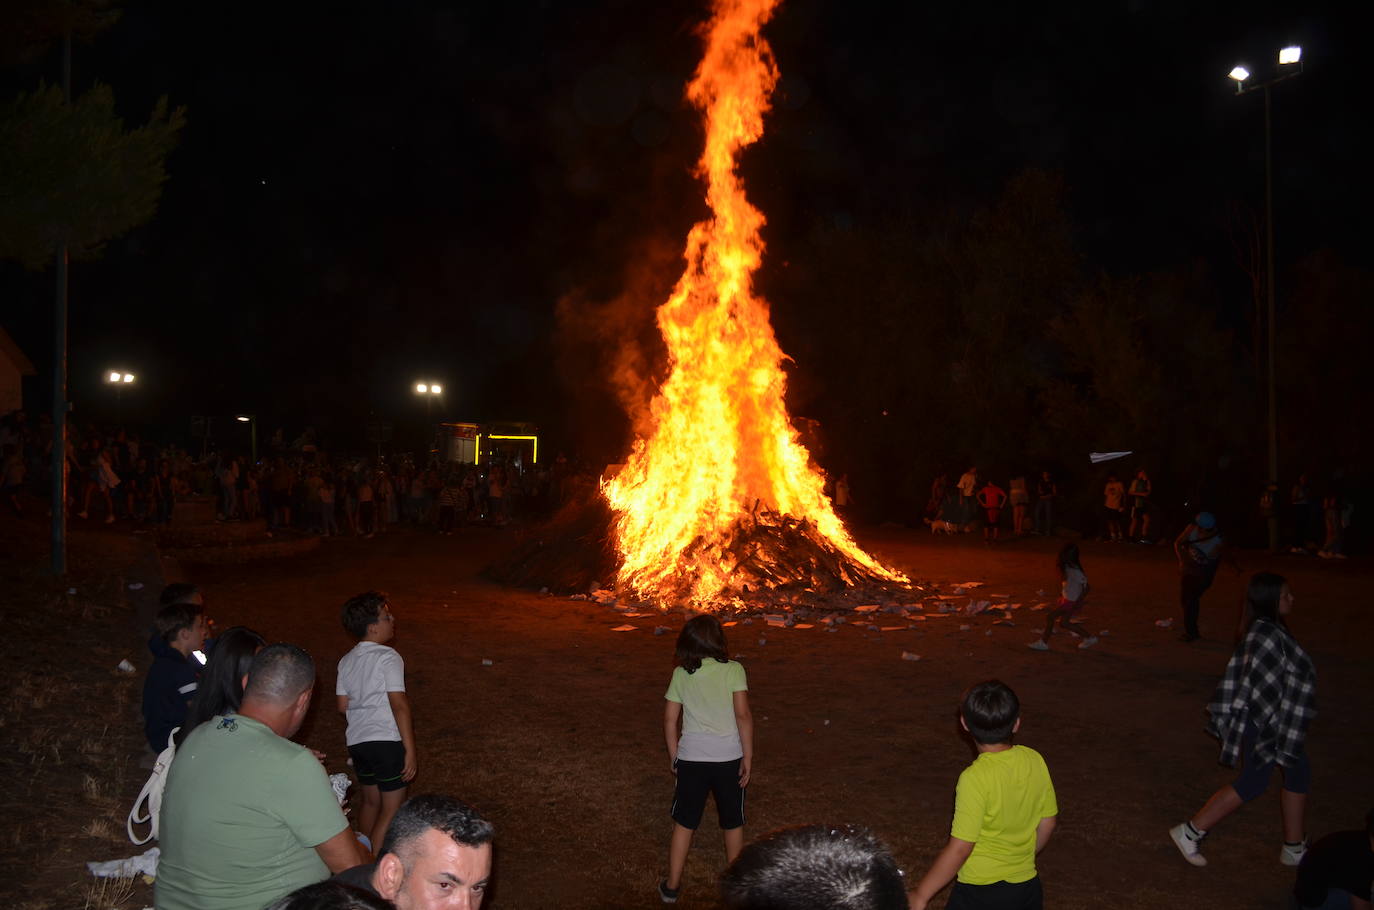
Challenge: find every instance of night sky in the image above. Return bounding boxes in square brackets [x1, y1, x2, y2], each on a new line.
[2, 0, 1366, 460]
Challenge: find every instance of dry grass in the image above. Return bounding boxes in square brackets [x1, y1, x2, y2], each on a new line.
[0, 516, 153, 907]
[80, 874, 136, 910]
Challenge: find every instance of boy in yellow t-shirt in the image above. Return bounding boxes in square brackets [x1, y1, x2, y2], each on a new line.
[909, 680, 1058, 910]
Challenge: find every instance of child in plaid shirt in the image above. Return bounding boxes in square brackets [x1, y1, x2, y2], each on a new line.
[1170, 572, 1317, 869]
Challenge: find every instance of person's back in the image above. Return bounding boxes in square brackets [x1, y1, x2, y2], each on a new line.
[908, 680, 1057, 910]
[156, 644, 355, 910]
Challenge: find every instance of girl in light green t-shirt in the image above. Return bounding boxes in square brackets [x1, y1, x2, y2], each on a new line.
[658, 615, 753, 904]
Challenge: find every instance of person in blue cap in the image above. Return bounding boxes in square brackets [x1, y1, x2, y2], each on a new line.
[1173, 511, 1234, 641]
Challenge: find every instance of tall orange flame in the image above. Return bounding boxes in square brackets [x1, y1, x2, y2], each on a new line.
[603, 0, 907, 607]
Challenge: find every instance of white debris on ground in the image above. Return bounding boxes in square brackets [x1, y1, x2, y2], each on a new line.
[87, 846, 159, 879]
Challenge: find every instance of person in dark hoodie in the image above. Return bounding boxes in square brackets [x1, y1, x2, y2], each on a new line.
[142, 591, 208, 753]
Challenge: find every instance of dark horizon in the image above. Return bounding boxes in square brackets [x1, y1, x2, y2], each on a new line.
[3, 0, 1369, 478]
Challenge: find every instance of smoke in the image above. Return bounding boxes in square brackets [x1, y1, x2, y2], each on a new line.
[553, 232, 681, 460]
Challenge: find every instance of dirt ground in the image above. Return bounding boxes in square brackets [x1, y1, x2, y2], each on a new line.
[4, 516, 1372, 909]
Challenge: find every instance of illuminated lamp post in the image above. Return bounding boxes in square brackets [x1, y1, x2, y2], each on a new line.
[104, 369, 136, 415]
[1228, 45, 1302, 552]
[236, 415, 257, 463]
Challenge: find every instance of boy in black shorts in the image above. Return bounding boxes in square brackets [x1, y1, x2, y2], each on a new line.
[337, 592, 417, 852]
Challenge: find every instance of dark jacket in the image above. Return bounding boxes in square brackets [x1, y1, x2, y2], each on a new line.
[141, 634, 199, 752]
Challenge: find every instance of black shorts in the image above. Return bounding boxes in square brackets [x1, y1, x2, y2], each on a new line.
[348, 740, 407, 792]
[671, 758, 745, 830]
[946, 876, 1042, 910]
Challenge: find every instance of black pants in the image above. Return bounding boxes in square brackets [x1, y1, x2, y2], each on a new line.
[1180, 571, 1215, 638]
[946, 877, 1042, 910]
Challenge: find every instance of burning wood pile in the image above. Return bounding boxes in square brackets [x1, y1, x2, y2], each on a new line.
[599, 0, 912, 610]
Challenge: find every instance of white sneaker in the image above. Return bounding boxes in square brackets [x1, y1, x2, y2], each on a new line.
[1280, 840, 1308, 867]
[1170, 824, 1207, 867]
[1028, 640, 1050, 651]
[1078, 636, 1099, 649]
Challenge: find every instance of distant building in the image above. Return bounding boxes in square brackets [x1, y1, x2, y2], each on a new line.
[0, 326, 37, 416]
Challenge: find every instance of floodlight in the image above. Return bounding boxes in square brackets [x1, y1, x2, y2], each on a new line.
[108, 371, 121, 383]
[430, 384, 442, 395]
[1228, 66, 1250, 82]
[122, 373, 134, 383]
[416, 382, 429, 393]
[1278, 46, 1301, 65]
[236, 415, 250, 422]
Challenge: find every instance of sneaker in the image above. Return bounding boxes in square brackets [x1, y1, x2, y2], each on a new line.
[1077, 636, 1099, 649]
[1028, 640, 1050, 651]
[1169, 823, 1207, 867]
[658, 880, 680, 904]
[1280, 839, 1308, 867]
[1178, 632, 1200, 643]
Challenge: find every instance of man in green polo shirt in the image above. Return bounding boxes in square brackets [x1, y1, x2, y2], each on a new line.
[156, 643, 365, 910]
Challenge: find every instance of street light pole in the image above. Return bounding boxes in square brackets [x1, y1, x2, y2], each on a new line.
[1230, 47, 1301, 552]
[1263, 83, 1277, 552]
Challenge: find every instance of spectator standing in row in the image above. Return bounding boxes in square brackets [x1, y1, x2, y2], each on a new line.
[957, 466, 978, 526]
[1034, 470, 1057, 537]
[1127, 468, 1152, 541]
[1103, 473, 1125, 541]
[977, 477, 1007, 543]
[1008, 473, 1029, 536]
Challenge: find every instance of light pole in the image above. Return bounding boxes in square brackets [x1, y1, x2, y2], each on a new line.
[104, 369, 136, 415]
[414, 381, 443, 419]
[414, 382, 444, 457]
[236, 415, 257, 463]
[1229, 45, 1302, 552]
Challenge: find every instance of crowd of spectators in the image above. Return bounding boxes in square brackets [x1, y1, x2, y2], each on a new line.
[0, 410, 587, 532]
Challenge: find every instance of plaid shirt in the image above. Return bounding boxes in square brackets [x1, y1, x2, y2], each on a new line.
[1207, 617, 1317, 768]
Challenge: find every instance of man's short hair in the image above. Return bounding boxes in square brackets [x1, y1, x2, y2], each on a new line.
[264, 881, 393, 910]
[720, 824, 907, 910]
[341, 591, 388, 640]
[961, 679, 1020, 745]
[379, 794, 494, 861]
[244, 643, 315, 705]
[153, 602, 204, 643]
[159, 582, 201, 606]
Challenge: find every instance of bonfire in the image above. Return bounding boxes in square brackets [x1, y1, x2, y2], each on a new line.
[603, 0, 909, 608]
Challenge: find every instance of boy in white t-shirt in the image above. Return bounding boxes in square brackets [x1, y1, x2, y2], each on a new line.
[337, 591, 416, 851]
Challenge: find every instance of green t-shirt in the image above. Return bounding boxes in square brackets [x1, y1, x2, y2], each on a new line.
[155, 714, 349, 910]
[665, 659, 748, 762]
[950, 745, 1058, 886]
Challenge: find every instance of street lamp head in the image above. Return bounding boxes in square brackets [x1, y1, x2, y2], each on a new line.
[416, 382, 429, 394]
[236, 415, 251, 423]
[1228, 65, 1251, 83]
[121, 373, 135, 383]
[108, 371, 122, 383]
[430, 383, 442, 395]
[1278, 46, 1301, 65]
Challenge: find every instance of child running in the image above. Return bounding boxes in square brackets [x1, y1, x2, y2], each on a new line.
[1030, 543, 1098, 650]
[336, 591, 417, 852]
[908, 680, 1058, 910]
[658, 615, 753, 905]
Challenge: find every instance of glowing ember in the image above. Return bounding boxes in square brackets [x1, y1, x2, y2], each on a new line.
[603, 0, 908, 607]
